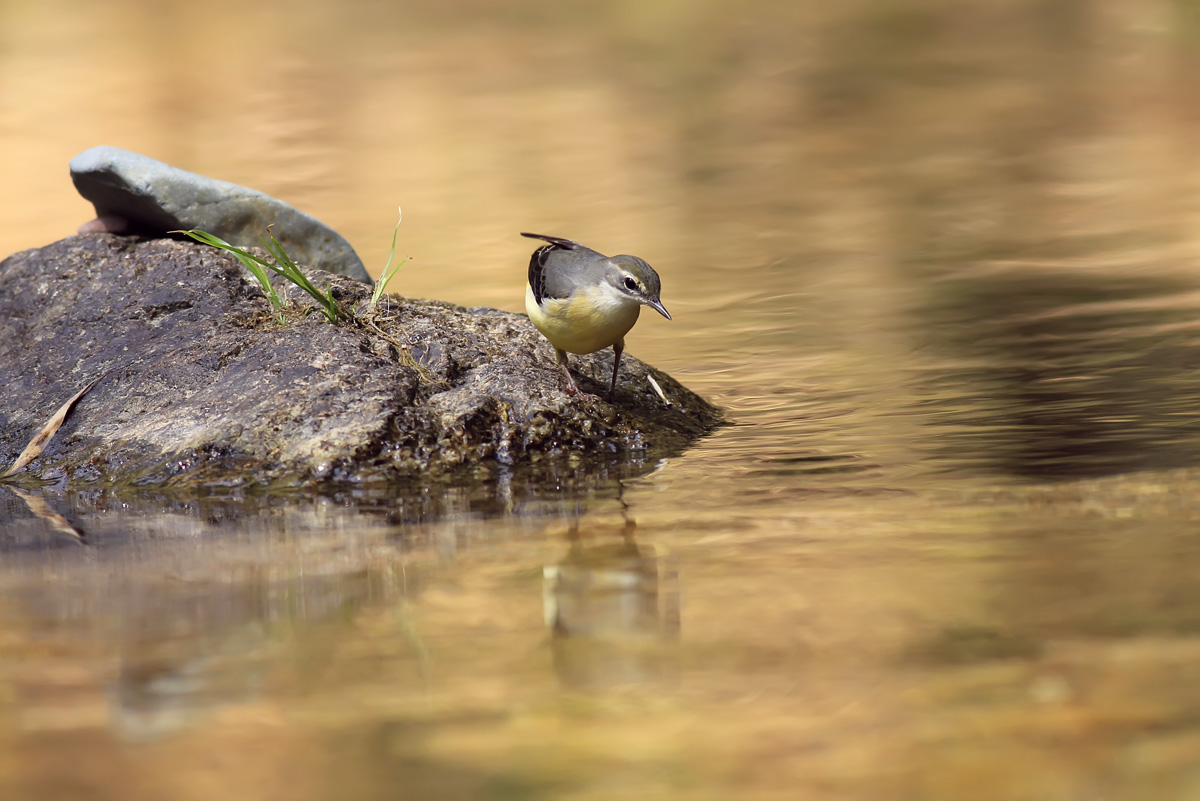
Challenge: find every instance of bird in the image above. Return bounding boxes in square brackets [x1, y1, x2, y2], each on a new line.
[522, 232, 671, 398]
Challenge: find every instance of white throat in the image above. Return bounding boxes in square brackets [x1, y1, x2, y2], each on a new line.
[596, 280, 641, 312]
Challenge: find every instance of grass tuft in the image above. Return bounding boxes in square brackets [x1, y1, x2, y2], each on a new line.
[173, 228, 347, 324]
[370, 207, 408, 308]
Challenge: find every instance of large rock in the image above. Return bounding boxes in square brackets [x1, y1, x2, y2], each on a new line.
[0, 234, 721, 488]
[70, 146, 372, 284]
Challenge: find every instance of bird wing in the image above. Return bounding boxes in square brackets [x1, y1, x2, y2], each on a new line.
[522, 233, 605, 305]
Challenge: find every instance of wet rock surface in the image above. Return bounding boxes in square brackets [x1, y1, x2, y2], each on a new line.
[0, 234, 721, 488]
[70, 146, 372, 283]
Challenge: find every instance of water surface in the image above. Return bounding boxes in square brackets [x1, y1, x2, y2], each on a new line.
[4, 1, 1200, 799]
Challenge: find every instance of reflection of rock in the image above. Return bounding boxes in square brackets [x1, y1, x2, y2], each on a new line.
[108, 566, 402, 741]
[544, 537, 679, 689]
[0, 463, 657, 548]
[71, 146, 372, 283]
[0, 235, 721, 487]
[111, 623, 269, 742]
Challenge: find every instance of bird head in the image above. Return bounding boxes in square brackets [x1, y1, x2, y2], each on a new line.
[606, 255, 671, 320]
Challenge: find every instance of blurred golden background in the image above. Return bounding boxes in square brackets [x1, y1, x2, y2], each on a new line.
[6, 2, 1200, 800]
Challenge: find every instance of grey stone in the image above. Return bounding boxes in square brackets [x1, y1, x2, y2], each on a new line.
[69, 146, 372, 284]
[0, 234, 722, 488]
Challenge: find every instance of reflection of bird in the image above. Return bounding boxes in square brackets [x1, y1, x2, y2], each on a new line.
[543, 538, 681, 689]
[522, 233, 671, 398]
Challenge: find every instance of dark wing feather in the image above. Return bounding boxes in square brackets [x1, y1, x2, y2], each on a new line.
[522, 233, 605, 305]
[527, 245, 557, 304]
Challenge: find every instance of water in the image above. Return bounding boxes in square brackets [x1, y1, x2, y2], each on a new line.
[4, 1, 1200, 798]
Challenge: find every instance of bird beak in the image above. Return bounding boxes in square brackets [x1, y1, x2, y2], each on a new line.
[647, 298, 671, 320]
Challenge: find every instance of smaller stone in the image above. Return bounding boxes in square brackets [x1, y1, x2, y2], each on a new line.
[70, 145, 372, 284]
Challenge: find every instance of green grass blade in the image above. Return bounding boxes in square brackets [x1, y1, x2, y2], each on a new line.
[176, 227, 348, 325]
[258, 228, 346, 323]
[259, 231, 314, 291]
[172, 229, 285, 319]
[371, 208, 406, 306]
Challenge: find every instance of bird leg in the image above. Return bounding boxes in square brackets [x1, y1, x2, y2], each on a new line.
[608, 339, 625, 399]
[555, 348, 583, 396]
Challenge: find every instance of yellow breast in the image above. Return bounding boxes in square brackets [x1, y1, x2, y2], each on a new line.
[525, 284, 641, 355]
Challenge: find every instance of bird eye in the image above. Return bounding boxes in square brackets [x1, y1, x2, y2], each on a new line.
[623, 276, 638, 291]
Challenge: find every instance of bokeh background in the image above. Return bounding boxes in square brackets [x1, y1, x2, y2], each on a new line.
[7, 2, 1200, 800]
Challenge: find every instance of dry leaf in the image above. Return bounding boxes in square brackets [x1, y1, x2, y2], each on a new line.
[0, 374, 104, 479]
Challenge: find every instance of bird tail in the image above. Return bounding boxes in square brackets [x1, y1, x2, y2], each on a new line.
[520, 232, 585, 251]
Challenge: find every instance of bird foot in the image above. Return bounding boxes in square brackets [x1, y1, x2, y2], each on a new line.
[564, 383, 601, 402]
[559, 366, 585, 397]
[557, 365, 611, 403]
[560, 378, 605, 403]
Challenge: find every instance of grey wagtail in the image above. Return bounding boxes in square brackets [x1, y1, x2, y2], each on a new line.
[522, 232, 671, 398]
